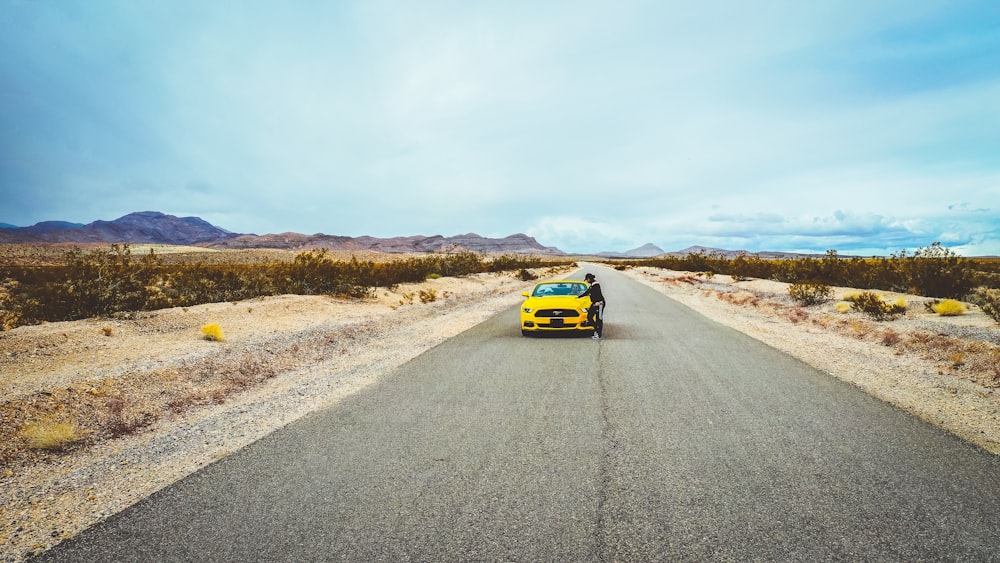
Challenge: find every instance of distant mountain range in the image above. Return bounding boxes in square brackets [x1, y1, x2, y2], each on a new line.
[666, 245, 828, 259]
[0, 212, 833, 258]
[0, 212, 237, 246]
[0, 212, 563, 255]
[595, 243, 666, 258]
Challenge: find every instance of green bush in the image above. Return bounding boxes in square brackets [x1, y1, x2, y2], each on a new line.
[897, 243, 976, 299]
[847, 291, 907, 321]
[788, 282, 832, 306]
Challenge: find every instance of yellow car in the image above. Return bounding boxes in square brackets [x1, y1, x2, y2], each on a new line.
[520, 280, 593, 336]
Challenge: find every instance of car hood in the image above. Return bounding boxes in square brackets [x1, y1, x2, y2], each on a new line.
[522, 295, 590, 309]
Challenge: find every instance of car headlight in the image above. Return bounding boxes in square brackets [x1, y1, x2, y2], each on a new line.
[580, 307, 588, 313]
[523, 307, 533, 313]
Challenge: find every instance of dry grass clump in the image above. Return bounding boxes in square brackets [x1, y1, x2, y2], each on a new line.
[19, 420, 83, 450]
[201, 323, 225, 341]
[834, 302, 852, 314]
[931, 299, 967, 316]
[950, 352, 966, 368]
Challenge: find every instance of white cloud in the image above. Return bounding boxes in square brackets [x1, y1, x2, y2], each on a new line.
[2, 0, 997, 256]
[526, 216, 639, 253]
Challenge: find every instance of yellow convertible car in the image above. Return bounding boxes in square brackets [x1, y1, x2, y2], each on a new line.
[520, 280, 593, 336]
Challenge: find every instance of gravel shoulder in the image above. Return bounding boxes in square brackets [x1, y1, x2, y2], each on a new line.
[2, 264, 999, 562]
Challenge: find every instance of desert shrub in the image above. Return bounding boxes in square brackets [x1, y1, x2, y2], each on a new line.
[789, 282, 833, 306]
[20, 420, 83, 450]
[931, 299, 967, 316]
[418, 289, 438, 303]
[895, 243, 976, 298]
[787, 307, 810, 323]
[201, 323, 225, 341]
[0, 246, 569, 329]
[834, 302, 852, 314]
[881, 329, 902, 347]
[619, 243, 993, 298]
[103, 396, 157, 437]
[436, 252, 484, 277]
[487, 254, 541, 273]
[847, 291, 907, 321]
[62, 244, 159, 316]
[728, 253, 756, 281]
[426, 273, 442, 280]
[970, 289, 1000, 324]
[984, 300, 1000, 324]
[0, 245, 162, 326]
[949, 352, 966, 368]
[519, 269, 538, 281]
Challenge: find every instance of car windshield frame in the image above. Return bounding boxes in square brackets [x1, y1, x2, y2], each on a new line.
[531, 282, 587, 297]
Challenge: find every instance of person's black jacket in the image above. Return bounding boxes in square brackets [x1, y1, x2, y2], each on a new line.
[579, 281, 605, 303]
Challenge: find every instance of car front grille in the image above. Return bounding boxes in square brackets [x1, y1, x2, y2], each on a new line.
[535, 309, 579, 318]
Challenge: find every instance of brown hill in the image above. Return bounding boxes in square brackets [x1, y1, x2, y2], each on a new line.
[0, 212, 239, 245]
[210, 232, 563, 254]
[0, 212, 563, 254]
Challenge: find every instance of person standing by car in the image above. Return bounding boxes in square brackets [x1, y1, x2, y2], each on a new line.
[578, 272, 606, 340]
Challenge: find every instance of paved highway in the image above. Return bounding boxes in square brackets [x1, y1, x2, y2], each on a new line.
[37, 267, 1000, 561]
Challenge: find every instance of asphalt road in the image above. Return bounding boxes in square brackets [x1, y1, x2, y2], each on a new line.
[37, 268, 1000, 562]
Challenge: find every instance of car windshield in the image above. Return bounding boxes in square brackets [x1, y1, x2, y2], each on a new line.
[532, 282, 587, 297]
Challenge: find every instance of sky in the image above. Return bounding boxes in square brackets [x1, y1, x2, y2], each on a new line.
[1, 1, 998, 255]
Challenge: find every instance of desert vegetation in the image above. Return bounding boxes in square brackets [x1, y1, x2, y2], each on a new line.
[788, 282, 833, 306]
[929, 299, 968, 317]
[0, 245, 570, 330]
[617, 243, 1000, 323]
[640, 269, 1000, 388]
[844, 291, 909, 321]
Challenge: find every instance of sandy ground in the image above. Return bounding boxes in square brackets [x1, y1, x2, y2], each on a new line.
[2, 263, 999, 561]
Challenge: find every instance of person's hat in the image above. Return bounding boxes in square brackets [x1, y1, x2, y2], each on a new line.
[584, 273, 595, 281]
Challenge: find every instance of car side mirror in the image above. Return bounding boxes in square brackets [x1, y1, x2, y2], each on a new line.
[521, 292, 529, 297]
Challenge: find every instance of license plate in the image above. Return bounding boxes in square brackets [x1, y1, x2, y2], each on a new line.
[549, 318, 564, 327]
